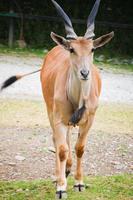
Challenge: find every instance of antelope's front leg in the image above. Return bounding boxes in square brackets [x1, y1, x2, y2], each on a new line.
[54, 123, 69, 199]
[74, 117, 94, 192]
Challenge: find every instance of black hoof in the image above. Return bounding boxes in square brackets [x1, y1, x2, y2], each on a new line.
[56, 191, 67, 199]
[74, 184, 85, 192]
[65, 169, 71, 178]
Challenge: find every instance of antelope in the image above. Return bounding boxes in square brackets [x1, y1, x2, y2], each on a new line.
[1, 0, 114, 198]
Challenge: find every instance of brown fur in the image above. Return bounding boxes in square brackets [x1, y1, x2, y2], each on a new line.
[75, 145, 84, 158]
[41, 44, 101, 125]
[59, 145, 68, 162]
[57, 178, 66, 186]
[66, 158, 72, 169]
[75, 171, 83, 181]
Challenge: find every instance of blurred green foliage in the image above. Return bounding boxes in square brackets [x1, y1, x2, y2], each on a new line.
[0, 0, 132, 56]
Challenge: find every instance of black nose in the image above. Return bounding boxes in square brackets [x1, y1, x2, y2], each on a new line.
[80, 69, 89, 79]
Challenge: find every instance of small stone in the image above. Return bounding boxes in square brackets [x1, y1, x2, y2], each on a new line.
[130, 165, 133, 170]
[8, 162, 16, 166]
[115, 165, 125, 170]
[42, 147, 48, 152]
[95, 55, 105, 62]
[110, 161, 120, 165]
[48, 146, 55, 153]
[15, 155, 26, 161]
[41, 158, 45, 162]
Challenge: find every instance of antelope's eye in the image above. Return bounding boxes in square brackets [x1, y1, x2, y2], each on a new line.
[69, 47, 75, 53]
[92, 48, 95, 52]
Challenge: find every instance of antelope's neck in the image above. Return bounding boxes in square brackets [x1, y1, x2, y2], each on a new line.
[67, 67, 92, 110]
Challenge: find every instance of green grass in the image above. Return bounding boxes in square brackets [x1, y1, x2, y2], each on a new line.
[0, 175, 132, 200]
[0, 45, 132, 73]
[0, 45, 47, 58]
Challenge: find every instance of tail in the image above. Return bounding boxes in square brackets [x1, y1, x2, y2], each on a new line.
[1, 69, 41, 91]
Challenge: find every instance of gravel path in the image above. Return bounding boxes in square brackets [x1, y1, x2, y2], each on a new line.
[0, 127, 132, 180]
[0, 55, 133, 103]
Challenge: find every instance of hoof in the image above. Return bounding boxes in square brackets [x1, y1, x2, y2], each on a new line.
[56, 191, 67, 199]
[73, 184, 85, 192]
[65, 169, 71, 178]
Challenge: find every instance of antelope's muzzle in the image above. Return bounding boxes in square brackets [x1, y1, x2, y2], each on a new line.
[80, 69, 89, 80]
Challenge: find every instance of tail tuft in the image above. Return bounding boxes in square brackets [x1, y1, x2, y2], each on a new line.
[0, 69, 41, 91]
[1, 76, 21, 91]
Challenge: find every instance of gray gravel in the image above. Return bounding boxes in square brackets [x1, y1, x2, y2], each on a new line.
[101, 71, 133, 103]
[0, 55, 133, 103]
[0, 127, 132, 180]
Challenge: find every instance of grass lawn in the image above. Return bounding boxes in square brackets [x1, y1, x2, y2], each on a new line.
[0, 174, 132, 200]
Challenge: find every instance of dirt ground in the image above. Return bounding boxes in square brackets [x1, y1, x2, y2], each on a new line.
[0, 110, 132, 181]
[0, 55, 133, 181]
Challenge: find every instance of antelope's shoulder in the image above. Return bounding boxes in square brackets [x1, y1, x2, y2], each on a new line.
[43, 45, 70, 69]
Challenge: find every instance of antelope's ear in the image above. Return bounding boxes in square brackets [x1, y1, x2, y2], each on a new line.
[93, 32, 114, 49]
[51, 32, 70, 50]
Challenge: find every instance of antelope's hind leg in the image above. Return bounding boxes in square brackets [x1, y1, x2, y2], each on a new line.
[65, 127, 72, 178]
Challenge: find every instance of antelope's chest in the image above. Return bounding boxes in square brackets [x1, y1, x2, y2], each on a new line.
[67, 75, 81, 109]
[69, 87, 81, 109]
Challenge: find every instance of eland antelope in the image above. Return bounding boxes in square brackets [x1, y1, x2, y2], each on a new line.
[1, 0, 114, 198]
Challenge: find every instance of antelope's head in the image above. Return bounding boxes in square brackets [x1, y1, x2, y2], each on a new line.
[51, 0, 114, 81]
